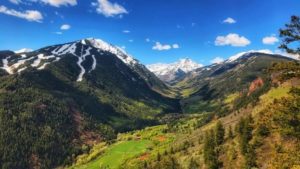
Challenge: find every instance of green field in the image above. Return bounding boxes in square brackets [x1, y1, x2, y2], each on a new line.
[71, 140, 150, 169]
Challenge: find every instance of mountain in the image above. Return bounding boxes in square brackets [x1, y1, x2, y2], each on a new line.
[0, 38, 181, 169]
[1, 40, 299, 169]
[176, 51, 296, 114]
[69, 60, 300, 169]
[147, 58, 202, 83]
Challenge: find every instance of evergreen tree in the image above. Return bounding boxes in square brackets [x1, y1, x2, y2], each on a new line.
[228, 125, 234, 139]
[215, 121, 225, 146]
[203, 130, 219, 169]
[279, 15, 300, 57]
[188, 158, 199, 169]
[157, 152, 161, 161]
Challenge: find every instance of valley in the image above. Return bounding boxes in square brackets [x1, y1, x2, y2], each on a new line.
[0, 37, 300, 169]
[1, 0, 300, 168]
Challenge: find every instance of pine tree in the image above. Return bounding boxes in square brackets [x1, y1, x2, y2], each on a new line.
[228, 125, 234, 139]
[279, 15, 300, 57]
[203, 130, 219, 169]
[215, 121, 225, 146]
[157, 152, 161, 161]
[188, 158, 199, 169]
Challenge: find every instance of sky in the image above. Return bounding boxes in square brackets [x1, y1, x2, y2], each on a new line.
[0, 0, 300, 65]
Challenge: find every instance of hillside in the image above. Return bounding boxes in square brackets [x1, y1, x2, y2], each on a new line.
[177, 52, 295, 115]
[68, 61, 300, 169]
[0, 39, 181, 169]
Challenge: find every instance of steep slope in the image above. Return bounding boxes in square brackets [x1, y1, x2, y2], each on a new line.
[147, 58, 202, 84]
[69, 60, 300, 169]
[0, 38, 181, 169]
[177, 52, 296, 114]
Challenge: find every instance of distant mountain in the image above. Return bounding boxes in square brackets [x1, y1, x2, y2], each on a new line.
[147, 58, 203, 83]
[0, 38, 181, 169]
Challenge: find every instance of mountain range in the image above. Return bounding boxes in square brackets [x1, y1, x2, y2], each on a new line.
[0, 38, 299, 169]
[147, 58, 202, 84]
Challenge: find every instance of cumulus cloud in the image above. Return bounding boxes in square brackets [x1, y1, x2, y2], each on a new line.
[215, 33, 251, 47]
[122, 30, 130, 33]
[262, 35, 279, 45]
[210, 57, 224, 64]
[9, 0, 23, 4]
[152, 42, 179, 51]
[40, 0, 77, 7]
[93, 0, 128, 17]
[145, 38, 150, 42]
[223, 17, 236, 24]
[0, 5, 43, 22]
[172, 44, 179, 49]
[60, 24, 71, 30]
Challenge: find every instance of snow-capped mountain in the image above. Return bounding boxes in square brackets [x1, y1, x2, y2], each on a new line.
[147, 58, 203, 83]
[0, 38, 181, 169]
[1, 38, 137, 79]
[0, 38, 172, 95]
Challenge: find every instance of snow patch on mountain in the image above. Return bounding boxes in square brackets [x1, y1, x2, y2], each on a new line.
[227, 49, 273, 62]
[14, 48, 33, 54]
[76, 46, 92, 82]
[84, 38, 137, 66]
[89, 55, 97, 73]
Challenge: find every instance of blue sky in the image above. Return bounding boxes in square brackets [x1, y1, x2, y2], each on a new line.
[0, 0, 300, 65]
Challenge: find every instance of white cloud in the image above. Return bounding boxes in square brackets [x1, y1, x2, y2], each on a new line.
[145, 38, 150, 42]
[152, 42, 171, 51]
[172, 44, 179, 49]
[122, 30, 130, 33]
[223, 17, 236, 24]
[262, 35, 279, 45]
[9, 0, 23, 4]
[128, 39, 133, 42]
[152, 42, 179, 51]
[0, 5, 43, 22]
[215, 33, 250, 47]
[94, 0, 128, 17]
[274, 49, 300, 60]
[210, 57, 224, 64]
[60, 24, 71, 30]
[40, 0, 77, 7]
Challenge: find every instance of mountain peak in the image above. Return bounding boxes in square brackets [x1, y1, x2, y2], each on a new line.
[81, 38, 138, 66]
[147, 58, 202, 83]
[0, 38, 139, 80]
